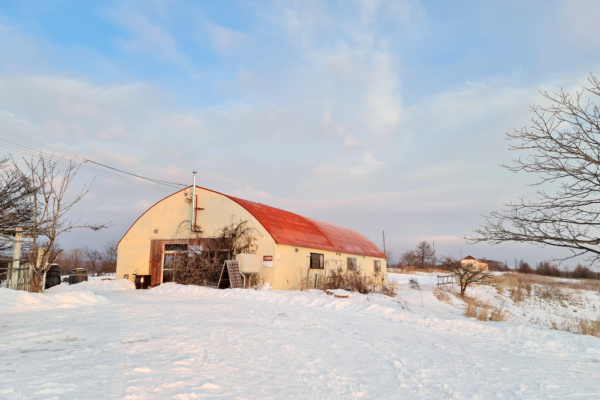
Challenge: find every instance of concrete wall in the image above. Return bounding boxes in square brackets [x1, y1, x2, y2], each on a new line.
[117, 187, 387, 290]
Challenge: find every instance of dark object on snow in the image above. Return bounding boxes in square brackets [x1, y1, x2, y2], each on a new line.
[135, 274, 151, 289]
[69, 268, 88, 285]
[44, 264, 61, 289]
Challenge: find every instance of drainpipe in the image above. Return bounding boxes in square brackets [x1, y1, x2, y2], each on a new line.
[191, 172, 197, 232]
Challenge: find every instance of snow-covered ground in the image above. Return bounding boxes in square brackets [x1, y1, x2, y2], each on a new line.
[1, 274, 600, 399]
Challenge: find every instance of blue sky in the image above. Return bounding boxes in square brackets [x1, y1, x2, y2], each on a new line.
[1, 0, 599, 266]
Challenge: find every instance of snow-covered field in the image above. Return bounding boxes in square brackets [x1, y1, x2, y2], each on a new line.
[1, 274, 600, 399]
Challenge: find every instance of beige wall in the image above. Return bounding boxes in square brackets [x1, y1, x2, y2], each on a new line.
[117, 188, 276, 285]
[117, 187, 387, 290]
[460, 259, 489, 272]
[271, 244, 387, 290]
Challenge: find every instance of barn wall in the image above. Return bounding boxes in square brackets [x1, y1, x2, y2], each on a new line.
[116, 188, 277, 286]
[272, 244, 387, 290]
[117, 187, 386, 290]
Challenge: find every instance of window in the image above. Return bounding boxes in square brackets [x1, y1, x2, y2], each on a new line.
[165, 243, 188, 252]
[310, 253, 324, 269]
[347, 257, 357, 271]
[374, 260, 381, 273]
[163, 253, 175, 283]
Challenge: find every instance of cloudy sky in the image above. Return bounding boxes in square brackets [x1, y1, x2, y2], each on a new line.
[1, 0, 599, 266]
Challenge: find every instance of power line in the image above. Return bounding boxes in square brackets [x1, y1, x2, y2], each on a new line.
[0, 140, 175, 193]
[0, 127, 187, 188]
[0, 132, 188, 193]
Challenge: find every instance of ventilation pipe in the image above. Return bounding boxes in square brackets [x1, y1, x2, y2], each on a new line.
[191, 171, 197, 231]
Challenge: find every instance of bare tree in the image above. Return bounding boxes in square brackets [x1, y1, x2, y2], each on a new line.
[399, 250, 419, 268]
[467, 75, 600, 266]
[0, 156, 34, 252]
[82, 246, 103, 276]
[56, 248, 84, 275]
[100, 238, 118, 274]
[415, 241, 434, 269]
[441, 256, 491, 296]
[12, 155, 109, 292]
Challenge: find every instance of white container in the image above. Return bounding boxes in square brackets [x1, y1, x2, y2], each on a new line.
[236, 253, 261, 274]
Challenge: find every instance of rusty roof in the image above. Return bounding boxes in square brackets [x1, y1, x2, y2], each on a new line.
[461, 255, 487, 264]
[225, 195, 386, 258]
[118, 186, 386, 258]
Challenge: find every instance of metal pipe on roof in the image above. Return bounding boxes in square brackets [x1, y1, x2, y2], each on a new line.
[191, 172, 197, 232]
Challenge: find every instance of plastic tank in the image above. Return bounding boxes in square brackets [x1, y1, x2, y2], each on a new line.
[236, 253, 261, 274]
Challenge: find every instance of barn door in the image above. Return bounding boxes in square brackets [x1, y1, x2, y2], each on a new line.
[149, 240, 163, 286]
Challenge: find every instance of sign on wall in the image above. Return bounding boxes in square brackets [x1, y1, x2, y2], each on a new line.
[263, 255, 273, 268]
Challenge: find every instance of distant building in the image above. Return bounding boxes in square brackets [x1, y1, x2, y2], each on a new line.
[460, 255, 489, 272]
[116, 186, 387, 290]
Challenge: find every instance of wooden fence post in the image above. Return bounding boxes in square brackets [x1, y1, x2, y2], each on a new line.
[10, 228, 22, 290]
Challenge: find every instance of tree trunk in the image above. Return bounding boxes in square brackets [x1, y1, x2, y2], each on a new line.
[30, 270, 44, 293]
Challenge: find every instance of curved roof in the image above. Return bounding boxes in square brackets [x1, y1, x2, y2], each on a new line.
[119, 186, 386, 258]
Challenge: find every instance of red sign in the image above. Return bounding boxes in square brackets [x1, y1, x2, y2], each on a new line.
[263, 256, 273, 261]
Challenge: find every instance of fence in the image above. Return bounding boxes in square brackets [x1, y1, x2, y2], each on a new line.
[0, 263, 32, 291]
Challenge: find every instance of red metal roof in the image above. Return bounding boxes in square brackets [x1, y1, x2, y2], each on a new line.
[461, 255, 487, 264]
[118, 186, 386, 258]
[225, 195, 386, 258]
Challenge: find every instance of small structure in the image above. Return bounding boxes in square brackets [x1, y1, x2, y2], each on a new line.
[69, 269, 89, 285]
[116, 185, 387, 290]
[460, 255, 489, 272]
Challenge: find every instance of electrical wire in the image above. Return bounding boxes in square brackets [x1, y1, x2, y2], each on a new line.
[0, 132, 188, 193]
[0, 140, 175, 193]
[0, 127, 187, 188]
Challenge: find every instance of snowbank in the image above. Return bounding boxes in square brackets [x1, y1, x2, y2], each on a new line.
[3, 277, 600, 398]
[0, 287, 106, 312]
[47, 278, 135, 293]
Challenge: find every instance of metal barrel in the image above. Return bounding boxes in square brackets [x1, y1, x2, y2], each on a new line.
[44, 264, 62, 289]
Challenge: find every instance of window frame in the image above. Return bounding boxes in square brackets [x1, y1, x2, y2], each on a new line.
[165, 243, 188, 252]
[347, 257, 357, 271]
[374, 259, 381, 273]
[310, 253, 324, 269]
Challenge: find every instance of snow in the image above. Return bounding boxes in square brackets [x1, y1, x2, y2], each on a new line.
[0, 287, 106, 313]
[1, 276, 600, 398]
[48, 277, 135, 293]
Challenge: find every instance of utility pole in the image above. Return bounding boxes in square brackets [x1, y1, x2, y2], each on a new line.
[433, 241, 436, 268]
[383, 230, 386, 254]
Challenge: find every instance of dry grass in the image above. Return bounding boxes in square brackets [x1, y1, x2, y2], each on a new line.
[433, 288, 452, 304]
[297, 267, 398, 297]
[465, 298, 478, 318]
[504, 272, 600, 292]
[489, 272, 600, 336]
[579, 318, 600, 337]
[388, 267, 450, 275]
[462, 295, 509, 322]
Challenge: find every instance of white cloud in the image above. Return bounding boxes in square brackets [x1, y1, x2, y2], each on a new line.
[321, 110, 362, 149]
[112, 10, 189, 67]
[204, 22, 248, 54]
[314, 154, 383, 177]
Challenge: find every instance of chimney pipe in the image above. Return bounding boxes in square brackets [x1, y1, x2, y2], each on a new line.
[191, 172, 197, 231]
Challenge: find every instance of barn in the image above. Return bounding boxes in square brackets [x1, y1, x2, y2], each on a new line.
[116, 186, 387, 290]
